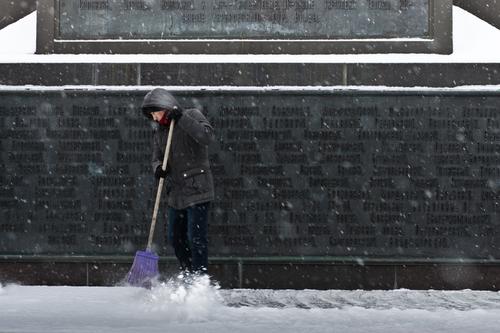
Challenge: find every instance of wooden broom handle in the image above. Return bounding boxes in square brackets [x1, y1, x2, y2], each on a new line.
[147, 120, 175, 251]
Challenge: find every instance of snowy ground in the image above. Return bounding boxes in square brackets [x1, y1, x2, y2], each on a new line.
[2, 277, 500, 333]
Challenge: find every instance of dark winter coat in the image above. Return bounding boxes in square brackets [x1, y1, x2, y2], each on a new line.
[142, 88, 215, 209]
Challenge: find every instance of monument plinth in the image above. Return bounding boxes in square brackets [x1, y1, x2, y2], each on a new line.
[36, 0, 453, 54]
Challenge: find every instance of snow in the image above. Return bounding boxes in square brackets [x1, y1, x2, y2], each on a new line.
[2, 84, 500, 92]
[1, 279, 500, 333]
[0, 11, 36, 55]
[0, 7, 499, 63]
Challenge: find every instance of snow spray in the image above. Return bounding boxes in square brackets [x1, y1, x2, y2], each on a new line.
[138, 274, 223, 321]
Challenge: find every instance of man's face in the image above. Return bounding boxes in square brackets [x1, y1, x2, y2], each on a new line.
[151, 110, 166, 122]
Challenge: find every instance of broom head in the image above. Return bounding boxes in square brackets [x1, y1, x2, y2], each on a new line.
[126, 250, 159, 287]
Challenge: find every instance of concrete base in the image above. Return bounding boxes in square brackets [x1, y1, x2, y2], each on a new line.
[1, 258, 499, 290]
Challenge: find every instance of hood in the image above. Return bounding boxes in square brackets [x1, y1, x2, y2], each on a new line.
[141, 88, 181, 112]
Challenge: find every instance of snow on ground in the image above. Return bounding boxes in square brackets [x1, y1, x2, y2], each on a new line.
[1, 278, 500, 333]
[0, 7, 500, 62]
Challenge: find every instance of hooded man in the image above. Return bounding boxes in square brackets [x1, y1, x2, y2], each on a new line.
[141, 88, 215, 274]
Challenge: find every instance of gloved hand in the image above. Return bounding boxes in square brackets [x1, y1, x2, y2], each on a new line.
[168, 106, 183, 121]
[155, 165, 169, 179]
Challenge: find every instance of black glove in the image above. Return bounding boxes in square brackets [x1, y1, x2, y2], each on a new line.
[168, 106, 183, 121]
[155, 165, 169, 179]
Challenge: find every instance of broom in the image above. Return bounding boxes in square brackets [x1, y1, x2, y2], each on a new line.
[126, 120, 175, 287]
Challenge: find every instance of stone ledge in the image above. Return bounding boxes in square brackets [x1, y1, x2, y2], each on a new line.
[1, 260, 499, 289]
[1, 63, 500, 87]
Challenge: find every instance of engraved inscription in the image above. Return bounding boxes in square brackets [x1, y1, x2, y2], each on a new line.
[58, 0, 430, 39]
[1, 91, 500, 260]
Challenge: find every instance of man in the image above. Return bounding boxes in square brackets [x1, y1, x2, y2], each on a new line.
[141, 88, 215, 274]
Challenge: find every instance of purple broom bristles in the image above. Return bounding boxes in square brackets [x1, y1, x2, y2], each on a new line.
[126, 250, 159, 287]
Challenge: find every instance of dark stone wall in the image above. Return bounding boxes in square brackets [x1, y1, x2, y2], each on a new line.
[3, 89, 500, 260]
[1, 63, 500, 289]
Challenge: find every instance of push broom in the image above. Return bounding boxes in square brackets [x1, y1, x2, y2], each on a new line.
[126, 120, 175, 287]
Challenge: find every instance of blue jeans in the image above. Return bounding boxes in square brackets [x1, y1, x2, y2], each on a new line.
[168, 202, 209, 273]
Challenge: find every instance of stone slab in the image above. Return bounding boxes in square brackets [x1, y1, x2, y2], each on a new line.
[58, 0, 429, 39]
[347, 64, 500, 87]
[0, 64, 96, 86]
[139, 63, 345, 86]
[2, 89, 500, 262]
[4, 63, 500, 87]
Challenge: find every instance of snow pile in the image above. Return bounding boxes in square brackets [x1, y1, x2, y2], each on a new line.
[142, 275, 223, 321]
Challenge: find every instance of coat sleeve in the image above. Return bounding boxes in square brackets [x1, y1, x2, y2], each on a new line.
[176, 109, 215, 146]
[151, 129, 163, 173]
